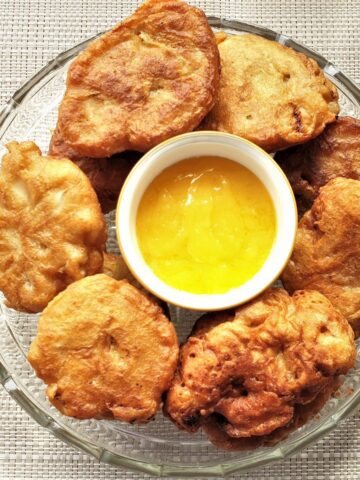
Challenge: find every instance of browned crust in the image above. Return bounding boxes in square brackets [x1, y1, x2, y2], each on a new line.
[164, 288, 355, 449]
[275, 116, 360, 215]
[200, 33, 339, 152]
[202, 379, 340, 451]
[281, 177, 360, 335]
[28, 274, 179, 422]
[57, 0, 220, 157]
[49, 126, 141, 213]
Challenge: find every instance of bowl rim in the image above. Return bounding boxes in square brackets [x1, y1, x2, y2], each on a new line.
[1, 16, 360, 479]
[116, 130, 297, 311]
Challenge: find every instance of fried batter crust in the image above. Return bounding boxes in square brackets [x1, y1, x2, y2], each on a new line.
[276, 117, 360, 215]
[49, 126, 141, 213]
[28, 274, 179, 422]
[102, 252, 166, 310]
[0, 141, 106, 312]
[201, 33, 339, 152]
[203, 379, 339, 451]
[282, 177, 360, 335]
[57, 0, 220, 157]
[165, 289, 354, 446]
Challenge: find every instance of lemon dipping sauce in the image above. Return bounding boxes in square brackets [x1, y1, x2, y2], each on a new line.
[136, 156, 276, 294]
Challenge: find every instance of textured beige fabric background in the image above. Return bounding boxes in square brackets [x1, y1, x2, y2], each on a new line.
[0, 0, 360, 479]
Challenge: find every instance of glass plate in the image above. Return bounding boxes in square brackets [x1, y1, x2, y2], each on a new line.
[1, 18, 360, 478]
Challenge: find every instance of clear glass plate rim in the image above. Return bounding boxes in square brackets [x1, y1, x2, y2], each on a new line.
[0, 16, 360, 478]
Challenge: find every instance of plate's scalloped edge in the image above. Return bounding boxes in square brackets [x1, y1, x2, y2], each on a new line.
[0, 16, 360, 478]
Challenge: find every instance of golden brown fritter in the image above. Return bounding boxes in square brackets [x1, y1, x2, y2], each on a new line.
[203, 379, 339, 451]
[282, 177, 360, 335]
[275, 116, 360, 215]
[49, 127, 141, 213]
[57, 0, 220, 158]
[28, 274, 179, 422]
[165, 288, 355, 449]
[201, 33, 339, 152]
[0, 142, 106, 313]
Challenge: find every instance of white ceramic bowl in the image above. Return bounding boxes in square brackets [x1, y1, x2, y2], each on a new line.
[116, 131, 297, 310]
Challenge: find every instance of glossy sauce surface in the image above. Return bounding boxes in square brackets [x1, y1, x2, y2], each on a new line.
[136, 156, 276, 294]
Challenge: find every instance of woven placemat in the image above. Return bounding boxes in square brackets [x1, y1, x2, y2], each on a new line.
[1, 0, 360, 479]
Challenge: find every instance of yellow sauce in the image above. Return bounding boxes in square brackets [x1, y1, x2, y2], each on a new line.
[136, 156, 276, 294]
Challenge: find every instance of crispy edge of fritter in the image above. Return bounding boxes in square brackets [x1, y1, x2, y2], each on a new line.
[57, 0, 220, 157]
[275, 116, 360, 215]
[200, 32, 339, 152]
[49, 126, 140, 213]
[0, 141, 107, 313]
[28, 274, 179, 422]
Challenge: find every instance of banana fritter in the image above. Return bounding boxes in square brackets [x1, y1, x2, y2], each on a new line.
[28, 274, 179, 422]
[0, 141, 106, 313]
[49, 126, 141, 213]
[201, 33, 339, 152]
[276, 116, 360, 215]
[282, 177, 360, 335]
[165, 288, 355, 449]
[57, 0, 220, 158]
